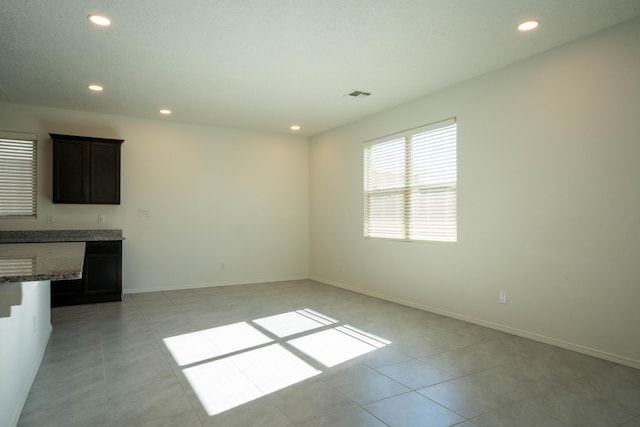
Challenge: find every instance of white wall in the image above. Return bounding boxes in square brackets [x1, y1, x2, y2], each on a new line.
[0, 281, 51, 427]
[310, 18, 640, 367]
[2, 18, 639, 368]
[0, 104, 310, 292]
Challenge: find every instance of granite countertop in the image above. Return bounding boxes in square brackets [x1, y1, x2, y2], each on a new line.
[0, 242, 86, 283]
[0, 229, 124, 243]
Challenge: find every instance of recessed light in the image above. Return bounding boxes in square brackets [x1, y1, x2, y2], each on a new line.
[88, 15, 111, 26]
[290, 125, 301, 131]
[518, 20, 540, 32]
[88, 84, 104, 92]
[159, 109, 172, 115]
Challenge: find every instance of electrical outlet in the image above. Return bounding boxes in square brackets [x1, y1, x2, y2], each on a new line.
[138, 208, 150, 218]
[499, 290, 507, 304]
[46, 214, 54, 224]
[98, 214, 105, 224]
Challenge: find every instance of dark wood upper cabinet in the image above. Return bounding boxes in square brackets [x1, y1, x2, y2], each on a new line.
[51, 134, 123, 204]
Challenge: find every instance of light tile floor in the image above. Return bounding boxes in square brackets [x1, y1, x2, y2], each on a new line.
[18, 280, 640, 426]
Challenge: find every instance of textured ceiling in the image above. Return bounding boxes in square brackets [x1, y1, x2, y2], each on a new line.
[1, 0, 640, 136]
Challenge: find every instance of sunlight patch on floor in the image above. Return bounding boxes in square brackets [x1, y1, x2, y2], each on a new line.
[163, 321, 272, 366]
[253, 308, 337, 338]
[289, 325, 390, 367]
[183, 344, 320, 415]
[164, 308, 390, 416]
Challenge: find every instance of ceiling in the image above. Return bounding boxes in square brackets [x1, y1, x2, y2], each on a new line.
[1, 1, 640, 137]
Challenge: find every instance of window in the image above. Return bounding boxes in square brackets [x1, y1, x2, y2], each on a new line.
[0, 132, 37, 217]
[364, 119, 457, 242]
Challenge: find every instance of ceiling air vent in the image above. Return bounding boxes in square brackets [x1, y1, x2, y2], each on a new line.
[347, 90, 371, 98]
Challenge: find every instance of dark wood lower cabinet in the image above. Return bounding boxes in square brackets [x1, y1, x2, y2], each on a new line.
[51, 241, 122, 307]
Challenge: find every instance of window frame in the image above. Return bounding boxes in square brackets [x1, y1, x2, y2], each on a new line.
[0, 131, 38, 218]
[363, 118, 457, 243]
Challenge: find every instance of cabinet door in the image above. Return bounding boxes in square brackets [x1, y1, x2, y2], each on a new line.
[91, 142, 121, 204]
[51, 133, 123, 205]
[51, 277, 83, 297]
[51, 241, 122, 307]
[53, 140, 89, 203]
[84, 251, 121, 295]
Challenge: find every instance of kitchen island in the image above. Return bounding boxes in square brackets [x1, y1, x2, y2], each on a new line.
[1, 230, 124, 306]
[0, 242, 86, 283]
[0, 242, 85, 427]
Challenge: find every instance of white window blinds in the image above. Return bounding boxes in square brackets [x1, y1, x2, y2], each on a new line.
[0, 132, 37, 217]
[364, 119, 457, 242]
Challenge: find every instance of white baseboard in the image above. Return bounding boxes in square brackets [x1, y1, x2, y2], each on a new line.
[310, 276, 640, 370]
[124, 275, 309, 294]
